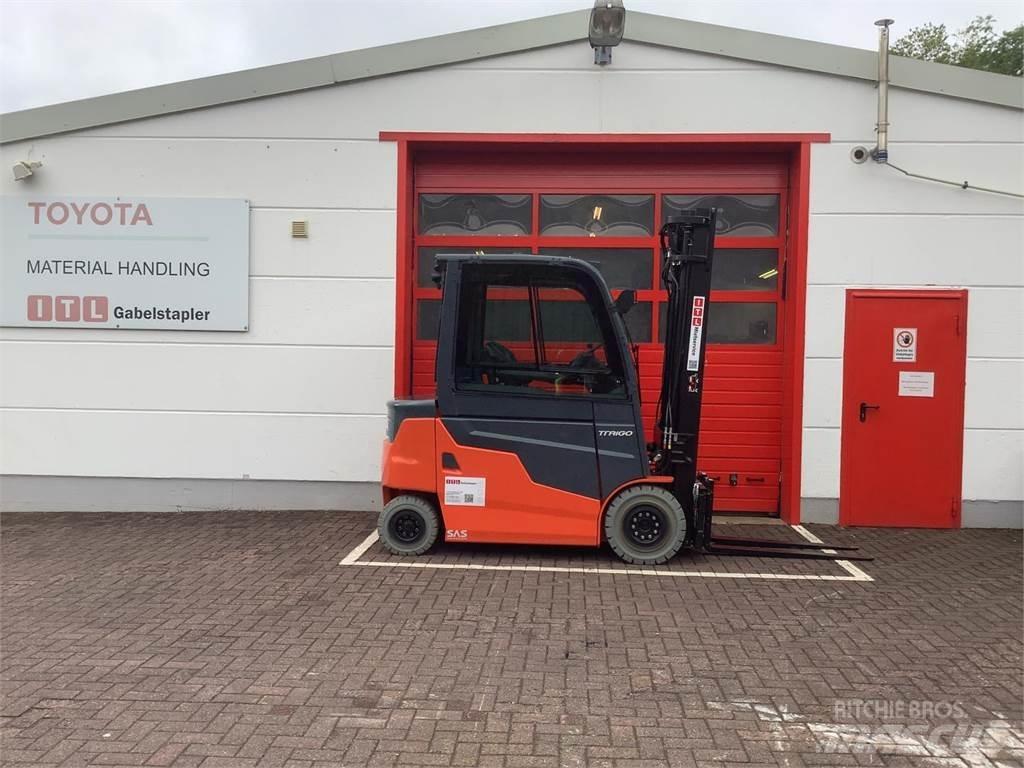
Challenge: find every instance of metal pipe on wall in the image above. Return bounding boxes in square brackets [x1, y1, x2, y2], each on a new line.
[866, 18, 1023, 198]
[873, 18, 894, 163]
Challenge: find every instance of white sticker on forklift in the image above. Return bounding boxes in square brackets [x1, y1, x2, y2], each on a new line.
[444, 476, 486, 506]
[686, 296, 706, 372]
[893, 328, 917, 362]
[898, 371, 934, 397]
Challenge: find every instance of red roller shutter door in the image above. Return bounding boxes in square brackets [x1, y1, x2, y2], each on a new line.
[409, 149, 788, 514]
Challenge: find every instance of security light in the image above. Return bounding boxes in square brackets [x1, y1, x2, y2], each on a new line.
[589, 0, 626, 65]
[12, 160, 41, 181]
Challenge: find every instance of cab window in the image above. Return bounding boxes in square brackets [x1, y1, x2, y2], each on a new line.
[454, 264, 626, 397]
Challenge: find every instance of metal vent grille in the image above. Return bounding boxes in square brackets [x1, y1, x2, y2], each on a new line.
[291, 220, 308, 238]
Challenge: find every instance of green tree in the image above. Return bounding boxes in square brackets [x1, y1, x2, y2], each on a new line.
[891, 22, 955, 64]
[891, 15, 1023, 76]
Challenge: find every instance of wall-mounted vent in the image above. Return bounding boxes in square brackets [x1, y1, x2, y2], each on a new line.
[291, 220, 309, 238]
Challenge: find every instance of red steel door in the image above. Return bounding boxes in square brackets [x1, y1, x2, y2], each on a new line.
[840, 290, 968, 528]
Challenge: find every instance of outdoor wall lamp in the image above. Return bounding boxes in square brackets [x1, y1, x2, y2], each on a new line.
[589, 0, 625, 65]
[12, 160, 42, 181]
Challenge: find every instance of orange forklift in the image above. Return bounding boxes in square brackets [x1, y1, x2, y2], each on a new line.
[379, 210, 867, 564]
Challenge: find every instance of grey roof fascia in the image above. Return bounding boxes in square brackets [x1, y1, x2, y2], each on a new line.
[627, 12, 1024, 110]
[888, 53, 1023, 106]
[0, 9, 589, 145]
[325, 9, 587, 81]
[1, 8, 1020, 146]
[0, 55, 337, 146]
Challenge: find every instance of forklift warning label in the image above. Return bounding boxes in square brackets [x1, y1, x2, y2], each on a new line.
[444, 477, 486, 506]
[686, 296, 706, 372]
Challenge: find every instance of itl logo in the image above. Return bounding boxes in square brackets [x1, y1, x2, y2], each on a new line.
[27, 295, 108, 322]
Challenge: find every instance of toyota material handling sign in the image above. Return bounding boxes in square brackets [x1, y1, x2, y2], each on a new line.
[1, 196, 249, 331]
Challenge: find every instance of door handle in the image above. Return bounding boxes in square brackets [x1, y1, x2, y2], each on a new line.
[859, 402, 880, 422]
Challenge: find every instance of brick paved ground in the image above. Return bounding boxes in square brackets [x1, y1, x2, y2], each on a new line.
[1, 510, 1021, 767]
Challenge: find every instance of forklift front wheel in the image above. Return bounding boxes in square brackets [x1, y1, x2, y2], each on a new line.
[378, 495, 440, 556]
[603, 485, 688, 565]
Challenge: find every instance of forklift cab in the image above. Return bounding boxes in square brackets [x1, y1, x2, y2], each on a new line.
[434, 254, 649, 503]
[447, 259, 630, 398]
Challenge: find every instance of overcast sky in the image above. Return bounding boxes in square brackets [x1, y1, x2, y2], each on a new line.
[1, 0, 1020, 114]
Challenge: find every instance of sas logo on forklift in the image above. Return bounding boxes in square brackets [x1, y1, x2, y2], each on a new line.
[598, 429, 634, 437]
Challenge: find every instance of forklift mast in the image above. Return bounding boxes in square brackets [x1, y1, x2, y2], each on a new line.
[653, 212, 715, 487]
[652, 211, 717, 548]
[650, 212, 869, 562]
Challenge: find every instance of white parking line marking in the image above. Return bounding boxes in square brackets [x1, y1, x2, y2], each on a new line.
[793, 524, 873, 581]
[792, 524, 826, 545]
[339, 526, 874, 582]
[340, 530, 379, 565]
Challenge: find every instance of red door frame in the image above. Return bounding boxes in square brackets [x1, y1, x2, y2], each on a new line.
[839, 288, 969, 528]
[381, 132, 830, 524]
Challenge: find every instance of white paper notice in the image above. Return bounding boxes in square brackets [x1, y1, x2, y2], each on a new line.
[893, 328, 917, 362]
[444, 476, 486, 506]
[898, 371, 934, 397]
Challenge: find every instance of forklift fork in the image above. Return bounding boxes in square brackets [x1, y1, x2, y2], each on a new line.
[691, 475, 873, 562]
[704, 543, 874, 562]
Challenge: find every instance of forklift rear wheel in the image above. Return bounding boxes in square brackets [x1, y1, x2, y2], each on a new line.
[604, 485, 687, 565]
[378, 495, 440, 556]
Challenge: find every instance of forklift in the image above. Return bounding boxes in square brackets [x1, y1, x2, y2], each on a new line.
[378, 209, 867, 565]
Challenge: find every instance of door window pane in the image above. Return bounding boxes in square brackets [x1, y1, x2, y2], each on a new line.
[712, 249, 779, 291]
[416, 298, 441, 340]
[458, 286, 538, 388]
[659, 301, 777, 344]
[542, 248, 653, 289]
[454, 266, 625, 397]
[419, 194, 531, 235]
[539, 291, 607, 345]
[663, 195, 779, 236]
[623, 301, 652, 344]
[417, 246, 522, 287]
[708, 303, 776, 344]
[536, 288, 623, 395]
[483, 298, 533, 345]
[540, 194, 654, 236]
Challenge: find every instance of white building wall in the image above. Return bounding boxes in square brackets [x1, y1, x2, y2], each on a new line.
[804, 149, 1024, 513]
[1, 41, 1021, 519]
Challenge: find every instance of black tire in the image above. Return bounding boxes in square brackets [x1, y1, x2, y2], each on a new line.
[603, 484, 687, 565]
[378, 495, 440, 556]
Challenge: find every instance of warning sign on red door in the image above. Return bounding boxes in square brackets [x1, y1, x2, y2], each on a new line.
[893, 328, 917, 362]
